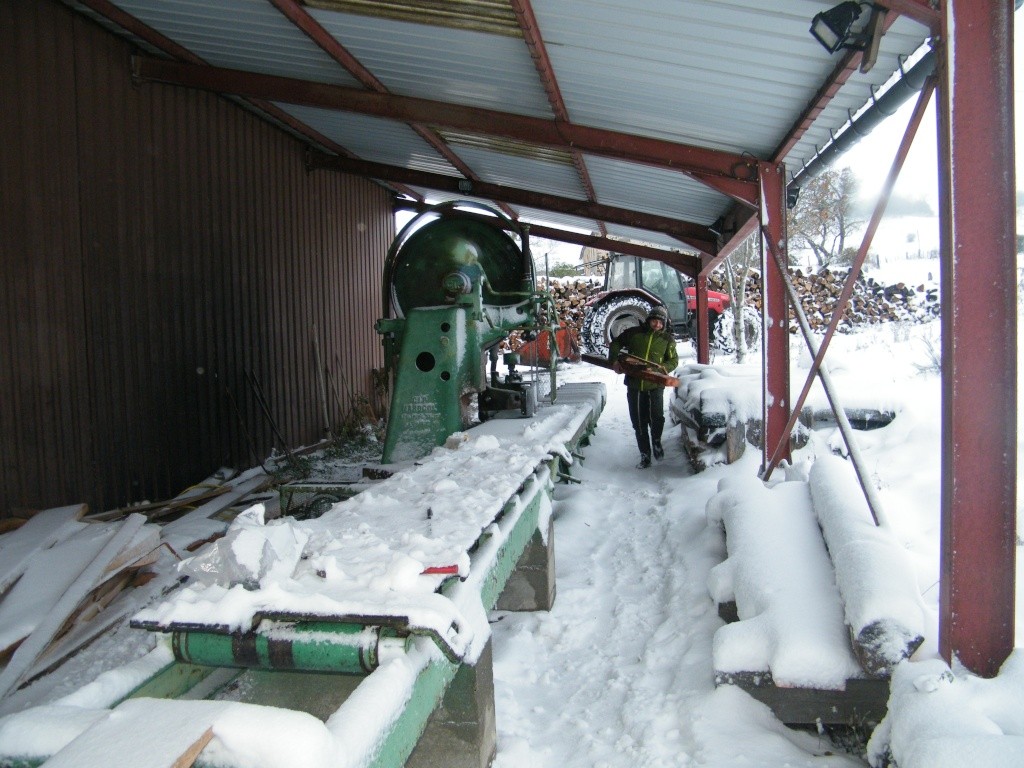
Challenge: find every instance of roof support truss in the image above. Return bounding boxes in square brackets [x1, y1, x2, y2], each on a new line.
[130, 56, 760, 205]
[309, 152, 716, 255]
[394, 200, 702, 276]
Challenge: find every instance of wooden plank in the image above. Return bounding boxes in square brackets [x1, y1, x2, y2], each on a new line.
[0, 514, 148, 699]
[0, 520, 156, 656]
[93, 485, 229, 522]
[161, 473, 271, 540]
[41, 698, 225, 768]
[0, 504, 87, 595]
[0, 526, 113, 656]
[715, 671, 889, 726]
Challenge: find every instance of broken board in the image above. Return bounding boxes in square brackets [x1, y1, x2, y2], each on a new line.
[0, 514, 148, 699]
[0, 504, 87, 595]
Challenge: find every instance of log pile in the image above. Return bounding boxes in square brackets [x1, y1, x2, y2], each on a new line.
[537, 276, 602, 336]
[504, 276, 602, 353]
[501, 268, 938, 354]
[707, 268, 939, 332]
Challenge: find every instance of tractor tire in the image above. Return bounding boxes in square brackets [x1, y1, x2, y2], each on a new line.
[687, 311, 721, 348]
[581, 295, 655, 357]
[713, 305, 762, 355]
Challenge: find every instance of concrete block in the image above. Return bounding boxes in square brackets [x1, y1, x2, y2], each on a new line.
[406, 640, 497, 768]
[495, 517, 556, 611]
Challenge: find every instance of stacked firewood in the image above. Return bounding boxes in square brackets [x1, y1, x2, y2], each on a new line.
[708, 268, 939, 332]
[504, 276, 602, 352]
[501, 269, 937, 352]
[536, 276, 602, 336]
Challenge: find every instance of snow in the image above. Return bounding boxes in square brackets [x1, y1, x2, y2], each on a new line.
[1, 260, 1022, 766]
[808, 456, 926, 673]
[707, 474, 863, 690]
[133, 402, 597, 664]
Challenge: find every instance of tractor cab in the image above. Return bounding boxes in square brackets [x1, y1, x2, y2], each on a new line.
[581, 253, 731, 357]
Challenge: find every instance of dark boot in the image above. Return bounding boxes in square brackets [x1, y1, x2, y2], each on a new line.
[634, 429, 651, 459]
[652, 440, 664, 460]
[637, 454, 651, 469]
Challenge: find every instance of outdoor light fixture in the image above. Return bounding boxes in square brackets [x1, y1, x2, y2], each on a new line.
[810, 1, 869, 54]
[810, 2, 886, 72]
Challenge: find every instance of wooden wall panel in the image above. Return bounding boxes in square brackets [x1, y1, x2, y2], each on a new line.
[0, 0, 394, 516]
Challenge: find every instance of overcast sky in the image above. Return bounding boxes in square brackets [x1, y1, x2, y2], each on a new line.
[839, 9, 1023, 246]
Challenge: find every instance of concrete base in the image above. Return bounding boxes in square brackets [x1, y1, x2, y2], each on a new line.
[495, 516, 556, 611]
[406, 640, 497, 768]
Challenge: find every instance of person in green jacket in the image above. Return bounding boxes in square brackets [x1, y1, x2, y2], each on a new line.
[608, 305, 679, 469]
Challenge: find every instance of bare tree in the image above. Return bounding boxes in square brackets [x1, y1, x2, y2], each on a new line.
[788, 167, 863, 271]
[717, 232, 760, 363]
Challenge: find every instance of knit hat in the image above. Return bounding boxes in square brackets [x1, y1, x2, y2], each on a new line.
[647, 306, 669, 323]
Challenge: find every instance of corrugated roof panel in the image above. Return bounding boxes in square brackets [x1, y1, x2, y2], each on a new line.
[434, 139, 585, 199]
[279, 104, 460, 174]
[515, 207, 605, 237]
[403, 191, 602, 238]
[584, 155, 731, 227]
[304, 0, 522, 37]
[532, 0, 928, 157]
[308, 7, 554, 117]
[440, 132, 574, 166]
[76, 0, 932, 254]
[112, 0, 362, 85]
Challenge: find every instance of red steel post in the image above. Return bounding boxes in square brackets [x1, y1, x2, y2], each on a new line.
[695, 273, 710, 364]
[759, 162, 790, 471]
[937, 0, 1016, 677]
[762, 79, 935, 480]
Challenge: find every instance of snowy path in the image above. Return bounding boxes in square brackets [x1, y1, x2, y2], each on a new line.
[490, 362, 865, 767]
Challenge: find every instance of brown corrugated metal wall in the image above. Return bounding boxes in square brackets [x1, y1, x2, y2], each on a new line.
[0, 0, 393, 517]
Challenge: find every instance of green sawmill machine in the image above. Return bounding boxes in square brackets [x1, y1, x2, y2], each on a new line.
[376, 202, 558, 463]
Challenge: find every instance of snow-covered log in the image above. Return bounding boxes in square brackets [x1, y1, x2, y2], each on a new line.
[809, 456, 926, 676]
[706, 475, 862, 691]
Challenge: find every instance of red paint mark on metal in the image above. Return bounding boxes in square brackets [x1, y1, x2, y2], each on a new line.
[422, 565, 460, 575]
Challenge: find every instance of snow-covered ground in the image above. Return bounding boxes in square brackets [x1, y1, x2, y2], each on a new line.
[488, 280, 1024, 766]
[2, 260, 1022, 767]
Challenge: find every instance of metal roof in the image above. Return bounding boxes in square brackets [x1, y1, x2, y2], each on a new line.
[67, 0, 936, 266]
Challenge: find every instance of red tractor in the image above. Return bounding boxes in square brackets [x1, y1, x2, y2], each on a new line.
[581, 254, 733, 357]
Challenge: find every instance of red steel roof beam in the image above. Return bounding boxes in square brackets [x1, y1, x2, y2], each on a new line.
[758, 162, 791, 473]
[130, 57, 759, 203]
[311, 153, 716, 255]
[937, 0, 1016, 678]
[267, 0, 513, 217]
[763, 78, 935, 481]
[510, 0, 606, 236]
[874, 0, 940, 30]
[693, 273, 710, 363]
